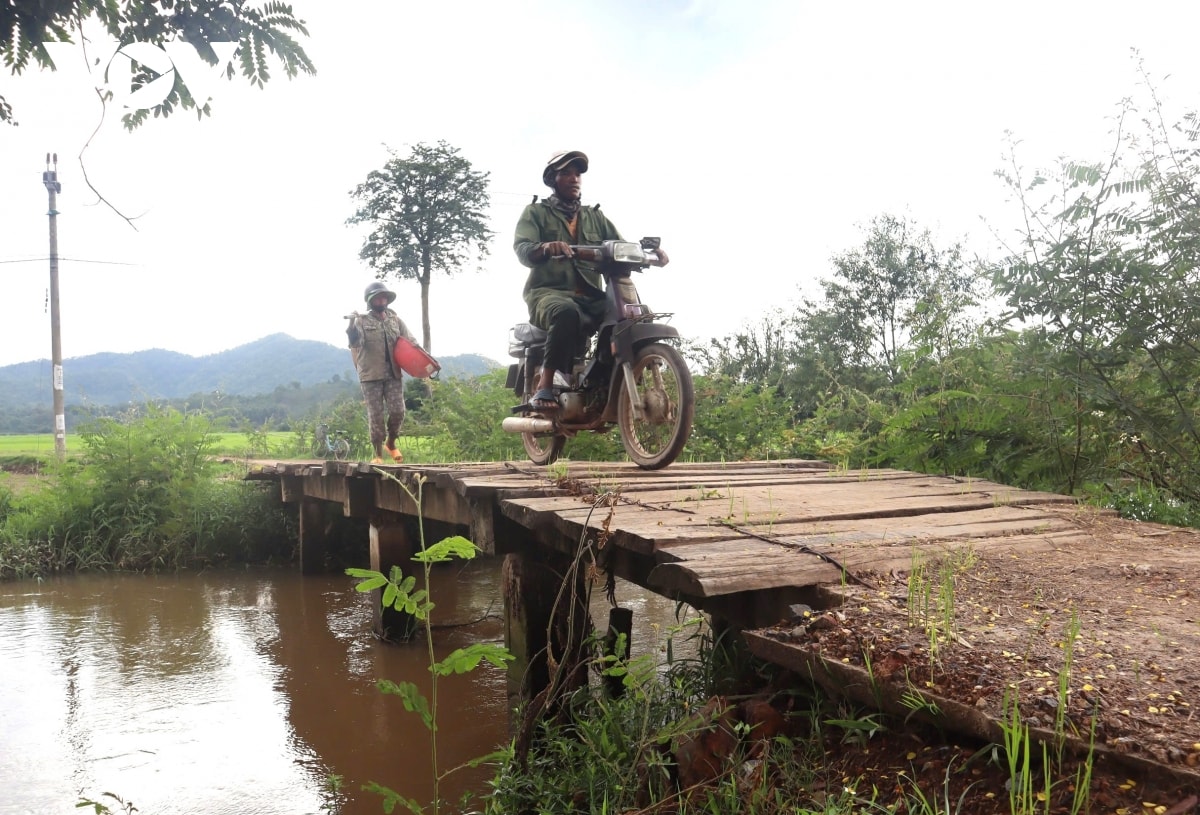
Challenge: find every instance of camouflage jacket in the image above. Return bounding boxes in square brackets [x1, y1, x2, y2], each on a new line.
[346, 308, 417, 382]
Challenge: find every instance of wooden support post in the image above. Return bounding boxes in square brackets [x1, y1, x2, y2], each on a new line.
[603, 606, 633, 699]
[370, 512, 417, 642]
[280, 475, 303, 504]
[298, 497, 327, 575]
[344, 476, 374, 518]
[709, 613, 756, 694]
[502, 550, 592, 727]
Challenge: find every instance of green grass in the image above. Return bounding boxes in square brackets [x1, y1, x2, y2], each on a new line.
[0, 432, 295, 458]
[0, 434, 60, 456]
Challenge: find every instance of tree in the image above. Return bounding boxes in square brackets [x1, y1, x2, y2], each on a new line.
[1, 0, 315, 128]
[347, 140, 493, 354]
[992, 67, 1200, 501]
[809, 213, 976, 388]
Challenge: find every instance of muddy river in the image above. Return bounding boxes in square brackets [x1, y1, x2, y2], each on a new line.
[0, 559, 691, 814]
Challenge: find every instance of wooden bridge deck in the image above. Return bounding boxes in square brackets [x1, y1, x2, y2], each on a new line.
[242, 457, 1200, 790]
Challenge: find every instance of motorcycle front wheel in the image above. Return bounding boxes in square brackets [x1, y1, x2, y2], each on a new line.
[617, 342, 694, 470]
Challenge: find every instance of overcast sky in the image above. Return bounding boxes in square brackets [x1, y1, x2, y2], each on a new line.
[2, 0, 1198, 371]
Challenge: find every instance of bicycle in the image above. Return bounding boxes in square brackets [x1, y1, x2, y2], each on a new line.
[312, 423, 351, 460]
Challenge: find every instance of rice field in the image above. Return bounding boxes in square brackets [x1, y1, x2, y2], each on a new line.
[0, 432, 297, 458]
[0, 432, 439, 462]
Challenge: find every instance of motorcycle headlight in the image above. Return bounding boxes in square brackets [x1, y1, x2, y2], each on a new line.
[608, 241, 645, 264]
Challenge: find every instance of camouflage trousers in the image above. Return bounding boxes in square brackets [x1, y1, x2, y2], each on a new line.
[360, 378, 406, 446]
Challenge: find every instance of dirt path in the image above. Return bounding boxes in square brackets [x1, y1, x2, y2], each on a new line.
[747, 506, 1200, 809]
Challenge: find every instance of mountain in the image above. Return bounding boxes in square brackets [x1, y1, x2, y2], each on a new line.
[0, 334, 503, 409]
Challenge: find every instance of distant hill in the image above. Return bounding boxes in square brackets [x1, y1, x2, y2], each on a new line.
[0, 334, 502, 409]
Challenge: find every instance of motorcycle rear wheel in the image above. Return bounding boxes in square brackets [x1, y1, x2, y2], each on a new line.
[522, 428, 566, 466]
[618, 342, 694, 470]
[519, 361, 567, 466]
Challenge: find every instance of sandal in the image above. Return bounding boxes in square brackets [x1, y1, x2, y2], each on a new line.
[529, 387, 559, 410]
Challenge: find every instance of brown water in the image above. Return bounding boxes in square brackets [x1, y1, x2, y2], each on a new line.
[0, 558, 695, 814]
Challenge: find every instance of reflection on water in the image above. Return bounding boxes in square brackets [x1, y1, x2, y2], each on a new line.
[0, 558, 697, 814]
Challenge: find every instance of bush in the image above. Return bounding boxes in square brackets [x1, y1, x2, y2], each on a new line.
[0, 404, 296, 579]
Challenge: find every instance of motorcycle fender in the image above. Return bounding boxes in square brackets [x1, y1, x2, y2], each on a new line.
[612, 321, 681, 362]
[630, 322, 680, 345]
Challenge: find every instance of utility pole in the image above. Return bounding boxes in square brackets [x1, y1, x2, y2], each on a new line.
[42, 153, 65, 460]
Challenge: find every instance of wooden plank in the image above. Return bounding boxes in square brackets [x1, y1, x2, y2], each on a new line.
[621, 481, 1075, 527]
[656, 506, 1085, 554]
[647, 529, 1088, 599]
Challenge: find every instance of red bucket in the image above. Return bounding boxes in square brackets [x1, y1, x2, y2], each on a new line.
[393, 337, 441, 378]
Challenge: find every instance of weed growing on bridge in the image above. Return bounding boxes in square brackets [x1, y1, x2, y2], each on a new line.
[346, 471, 514, 815]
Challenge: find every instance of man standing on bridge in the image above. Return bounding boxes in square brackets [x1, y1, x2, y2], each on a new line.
[347, 281, 419, 464]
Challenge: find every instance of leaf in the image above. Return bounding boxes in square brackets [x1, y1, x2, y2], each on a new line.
[431, 643, 514, 676]
[382, 582, 398, 610]
[377, 680, 433, 730]
[414, 534, 479, 563]
[349, 574, 388, 593]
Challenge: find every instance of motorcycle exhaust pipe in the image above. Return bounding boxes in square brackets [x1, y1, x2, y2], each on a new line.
[502, 416, 557, 434]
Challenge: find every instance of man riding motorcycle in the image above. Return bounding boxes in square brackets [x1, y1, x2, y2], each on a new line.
[513, 150, 669, 410]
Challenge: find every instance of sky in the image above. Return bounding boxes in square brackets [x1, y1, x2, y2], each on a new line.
[2, 0, 1199, 370]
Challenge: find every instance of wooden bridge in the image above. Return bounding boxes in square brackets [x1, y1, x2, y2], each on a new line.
[242, 457, 1200, 791]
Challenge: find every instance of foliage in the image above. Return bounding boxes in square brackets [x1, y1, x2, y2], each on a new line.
[347, 140, 493, 354]
[0, 403, 296, 578]
[0, 0, 315, 128]
[418, 367, 625, 464]
[805, 213, 979, 390]
[990, 66, 1200, 503]
[347, 474, 513, 814]
[423, 370, 524, 462]
[686, 374, 801, 462]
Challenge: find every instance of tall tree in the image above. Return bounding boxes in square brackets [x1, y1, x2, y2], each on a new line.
[992, 67, 1200, 501]
[806, 214, 976, 388]
[1, 0, 315, 128]
[347, 140, 493, 354]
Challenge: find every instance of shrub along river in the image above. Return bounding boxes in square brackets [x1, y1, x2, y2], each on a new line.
[0, 558, 688, 814]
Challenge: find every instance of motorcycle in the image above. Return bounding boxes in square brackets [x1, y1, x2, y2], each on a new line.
[502, 237, 694, 470]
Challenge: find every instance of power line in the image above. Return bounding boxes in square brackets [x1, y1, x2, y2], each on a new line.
[0, 257, 138, 266]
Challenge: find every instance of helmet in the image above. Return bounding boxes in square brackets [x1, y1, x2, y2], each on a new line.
[542, 150, 588, 187]
[364, 280, 396, 305]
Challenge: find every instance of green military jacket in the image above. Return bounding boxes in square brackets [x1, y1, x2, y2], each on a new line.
[347, 308, 417, 382]
[514, 199, 623, 310]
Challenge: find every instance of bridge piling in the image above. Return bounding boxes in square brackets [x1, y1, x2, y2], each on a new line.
[370, 511, 418, 641]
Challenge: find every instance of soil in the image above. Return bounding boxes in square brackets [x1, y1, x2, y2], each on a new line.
[751, 506, 1200, 812]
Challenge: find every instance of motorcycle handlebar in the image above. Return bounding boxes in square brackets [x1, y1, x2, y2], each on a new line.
[553, 246, 666, 266]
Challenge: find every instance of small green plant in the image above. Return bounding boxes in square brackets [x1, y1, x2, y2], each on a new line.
[546, 458, 570, 481]
[76, 792, 138, 814]
[823, 710, 886, 747]
[1054, 609, 1081, 745]
[898, 756, 976, 815]
[899, 685, 941, 726]
[999, 686, 1036, 815]
[347, 472, 514, 815]
[1069, 712, 1097, 815]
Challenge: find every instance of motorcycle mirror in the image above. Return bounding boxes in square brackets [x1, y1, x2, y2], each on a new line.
[640, 237, 661, 251]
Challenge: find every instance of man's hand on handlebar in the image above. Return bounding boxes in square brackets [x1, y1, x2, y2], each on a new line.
[652, 248, 670, 267]
[540, 241, 573, 260]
